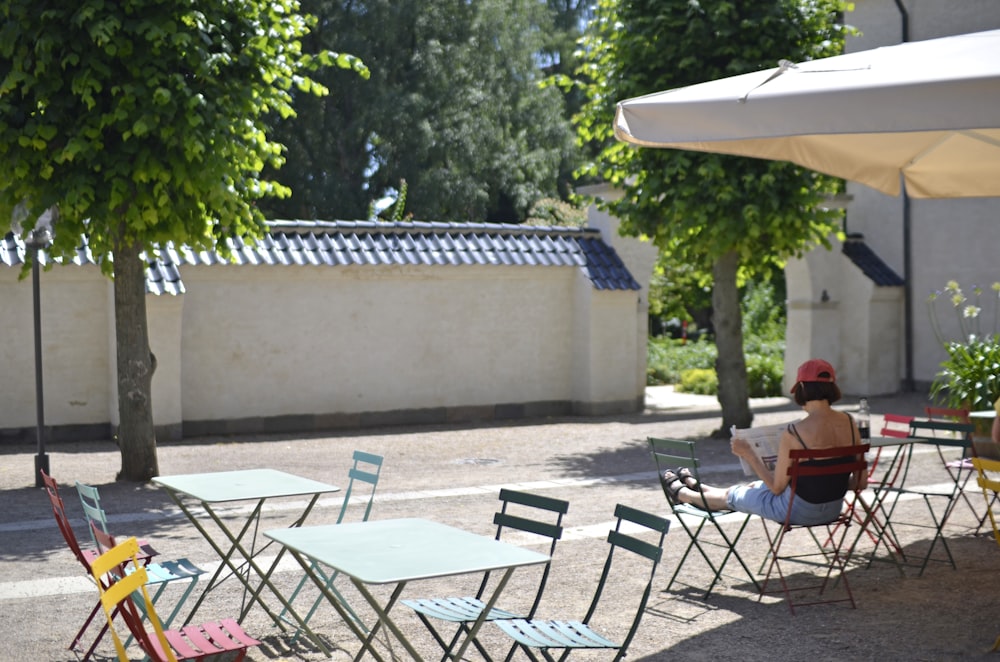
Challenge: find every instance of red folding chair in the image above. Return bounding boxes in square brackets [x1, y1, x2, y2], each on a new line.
[759, 444, 869, 614]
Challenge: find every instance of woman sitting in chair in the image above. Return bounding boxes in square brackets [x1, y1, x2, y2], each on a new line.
[662, 358, 867, 526]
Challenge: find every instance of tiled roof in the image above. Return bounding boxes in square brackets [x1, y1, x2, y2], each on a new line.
[842, 236, 904, 287]
[1, 232, 185, 296]
[3, 221, 641, 295]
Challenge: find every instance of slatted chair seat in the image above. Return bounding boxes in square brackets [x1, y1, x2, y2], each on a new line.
[151, 618, 261, 660]
[401, 596, 522, 623]
[500, 619, 618, 650]
[494, 504, 670, 662]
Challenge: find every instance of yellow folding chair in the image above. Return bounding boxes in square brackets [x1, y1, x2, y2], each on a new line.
[91, 537, 260, 662]
[971, 457, 1000, 651]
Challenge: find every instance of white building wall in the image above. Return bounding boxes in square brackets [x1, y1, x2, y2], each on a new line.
[177, 263, 582, 424]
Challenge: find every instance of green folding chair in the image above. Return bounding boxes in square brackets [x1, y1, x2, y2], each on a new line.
[402, 489, 569, 662]
[279, 449, 383, 637]
[494, 504, 669, 662]
[648, 437, 759, 598]
[880, 419, 974, 575]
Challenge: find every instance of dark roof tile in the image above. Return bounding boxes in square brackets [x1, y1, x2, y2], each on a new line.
[842, 236, 905, 287]
[2, 221, 642, 294]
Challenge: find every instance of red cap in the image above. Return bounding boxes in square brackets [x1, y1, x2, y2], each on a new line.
[790, 358, 836, 393]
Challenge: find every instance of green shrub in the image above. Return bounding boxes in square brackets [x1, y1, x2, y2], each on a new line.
[678, 368, 717, 395]
[746, 352, 785, 398]
[646, 336, 716, 385]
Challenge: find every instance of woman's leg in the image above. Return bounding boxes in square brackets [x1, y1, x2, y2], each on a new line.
[676, 483, 731, 511]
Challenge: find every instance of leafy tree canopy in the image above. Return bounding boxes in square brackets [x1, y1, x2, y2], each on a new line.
[0, 0, 367, 261]
[261, 0, 582, 223]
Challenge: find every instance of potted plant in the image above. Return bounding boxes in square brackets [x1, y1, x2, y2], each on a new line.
[927, 281, 1000, 437]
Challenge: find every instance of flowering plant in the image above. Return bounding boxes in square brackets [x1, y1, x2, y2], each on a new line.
[927, 281, 1000, 412]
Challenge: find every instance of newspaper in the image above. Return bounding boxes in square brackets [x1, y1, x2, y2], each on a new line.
[730, 423, 787, 476]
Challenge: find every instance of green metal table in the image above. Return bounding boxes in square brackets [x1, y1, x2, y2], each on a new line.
[153, 468, 340, 654]
[265, 518, 550, 661]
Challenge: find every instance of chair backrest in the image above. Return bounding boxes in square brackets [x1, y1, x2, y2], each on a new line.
[75, 481, 110, 548]
[334, 450, 384, 525]
[925, 406, 971, 424]
[481, 489, 570, 615]
[91, 537, 177, 662]
[908, 419, 974, 449]
[582, 504, 670, 655]
[880, 413, 915, 438]
[648, 437, 716, 512]
[40, 470, 95, 572]
[90, 520, 117, 556]
[785, 444, 869, 529]
[972, 457, 1000, 549]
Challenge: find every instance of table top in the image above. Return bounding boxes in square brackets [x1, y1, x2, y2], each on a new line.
[152, 468, 340, 503]
[970, 410, 997, 419]
[265, 518, 549, 585]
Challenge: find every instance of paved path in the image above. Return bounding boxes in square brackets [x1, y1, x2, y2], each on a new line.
[3, 387, 998, 661]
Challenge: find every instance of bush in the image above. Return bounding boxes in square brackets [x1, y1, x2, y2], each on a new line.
[678, 368, 717, 395]
[646, 336, 716, 385]
[746, 352, 785, 398]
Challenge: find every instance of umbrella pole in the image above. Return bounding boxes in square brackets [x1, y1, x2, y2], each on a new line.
[902, 188, 915, 392]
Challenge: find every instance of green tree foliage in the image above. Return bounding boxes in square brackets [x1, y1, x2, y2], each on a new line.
[0, 0, 366, 480]
[261, 0, 581, 223]
[574, 0, 850, 433]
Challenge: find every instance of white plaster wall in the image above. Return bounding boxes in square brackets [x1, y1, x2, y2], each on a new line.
[785, 241, 845, 391]
[179, 263, 579, 421]
[147, 293, 184, 435]
[836, 262, 875, 395]
[569, 277, 642, 407]
[0, 264, 111, 428]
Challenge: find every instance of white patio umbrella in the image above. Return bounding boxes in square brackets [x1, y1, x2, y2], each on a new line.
[614, 29, 1000, 199]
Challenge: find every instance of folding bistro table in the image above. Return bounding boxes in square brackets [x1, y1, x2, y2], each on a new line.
[851, 430, 971, 575]
[265, 518, 551, 661]
[153, 468, 340, 653]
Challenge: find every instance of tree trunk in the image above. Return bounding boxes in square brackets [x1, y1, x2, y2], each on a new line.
[114, 237, 159, 481]
[712, 250, 752, 436]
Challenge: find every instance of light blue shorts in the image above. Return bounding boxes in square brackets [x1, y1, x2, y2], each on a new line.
[727, 480, 843, 526]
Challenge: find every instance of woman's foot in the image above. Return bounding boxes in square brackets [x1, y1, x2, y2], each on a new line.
[676, 467, 701, 490]
[659, 469, 685, 505]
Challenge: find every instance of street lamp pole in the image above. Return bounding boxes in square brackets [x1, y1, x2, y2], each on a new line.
[29, 236, 48, 487]
[16, 208, 55, 488]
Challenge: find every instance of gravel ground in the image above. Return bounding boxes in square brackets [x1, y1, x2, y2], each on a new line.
[1, 388, 998, 661]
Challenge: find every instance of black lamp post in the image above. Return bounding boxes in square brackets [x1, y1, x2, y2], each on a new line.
[22, 211, 53, 488]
